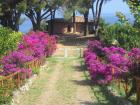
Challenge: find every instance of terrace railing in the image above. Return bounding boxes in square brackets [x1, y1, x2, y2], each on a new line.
[0, 57, 46, 98]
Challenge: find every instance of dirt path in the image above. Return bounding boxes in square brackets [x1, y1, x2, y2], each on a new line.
[17, 45, 95, 105]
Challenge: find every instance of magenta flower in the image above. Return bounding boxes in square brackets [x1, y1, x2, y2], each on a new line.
[1, 31, 57, 76]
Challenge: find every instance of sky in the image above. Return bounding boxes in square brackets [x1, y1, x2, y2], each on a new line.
[101, 0, 130, 14]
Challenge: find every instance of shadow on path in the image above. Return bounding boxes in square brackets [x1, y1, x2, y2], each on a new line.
[71, 80, 91, 86]
[80, 101, 97, 105]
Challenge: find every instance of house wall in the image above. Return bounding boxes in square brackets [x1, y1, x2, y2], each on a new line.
[48, 22, 73, 34]
[76, 23, 84, 34]
[48, 21, 94, 35]
[48, 22, 66, 34]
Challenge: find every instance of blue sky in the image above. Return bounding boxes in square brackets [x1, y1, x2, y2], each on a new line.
[102, 0, 130, 14]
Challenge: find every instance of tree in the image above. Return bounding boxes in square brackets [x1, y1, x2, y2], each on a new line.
[0, 0, 25, 31]
[63, 0, 80, 33]
[126, 0, 140, 28]
[78, 0, 92, 36]
[89, 0, 111, 38]
[24, 0, 63, 31]
[23, 0, 49, 31]
[78, 0, 109, 37]
[63, 0, 91, 36]
[49, 0, 64, 35]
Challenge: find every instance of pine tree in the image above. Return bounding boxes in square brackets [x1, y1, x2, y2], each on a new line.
[0, 0, 25, 31]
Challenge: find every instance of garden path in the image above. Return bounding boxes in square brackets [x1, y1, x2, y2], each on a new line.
[16, 43, 96, 105]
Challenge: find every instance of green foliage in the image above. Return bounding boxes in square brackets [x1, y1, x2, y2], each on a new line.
[100, 12, 140, 50]
[0, 0, 25, 31]
[116, 12, 128, 24]
[127, 0, 140, 28]
[0, 27, 22, 58]
[0, 87, 13, 105]
[17, 0, 27, 12]
[32, 67, 40, 75]
[40, 21, 48, 31]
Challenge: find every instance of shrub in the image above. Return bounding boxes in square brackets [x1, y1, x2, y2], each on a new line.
[83, 40, 137, 84]
[19, 31, 57, 58]
[0, 27, 22, 58]
[1, 31, 57, 76]
[0, 87, 13, 105]
[100, 12, 140, 50]
[0, 31, 57, 104]
[1, 51, 33, 76]
[84, 50, 112, 84]
[32, 68, 40, 75]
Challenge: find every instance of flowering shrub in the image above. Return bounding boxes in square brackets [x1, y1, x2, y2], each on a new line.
[1, 31, 57, 76]
[128, 48, 140, 60]
[128, 48, 140, 77]
[103, 47, 129, 74]
[84, 40, 136, 84]
[1, 51, 33, 76]
[108, 54, 129, 70]
[19, 31, 57, 58]
[84, 50, 112, 84]
[87, 40, 103, 51]
[83, 50, 97, 65]
[87, 40, 104, 57]
[102, 46, 126, 55]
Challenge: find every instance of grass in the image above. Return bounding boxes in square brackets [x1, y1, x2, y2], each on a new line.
[83, 69, 117, 105]
[19, 57, 81, 105]
[56, 58, 77, 105]
[19, 57, 57, 105]
[81, 58, 132, 105]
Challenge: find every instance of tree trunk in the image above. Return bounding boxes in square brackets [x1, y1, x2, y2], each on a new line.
[0, 1, 21, 31]
[29, 16, 37, 31]
[84, 11, 89, 36]
[95, 0, 104, 39]
[50, 9, 55, 35]
[36, 11, 41, 31]
[0, 8, 21, 31]
[73, 11, 76, 33]
[27, 10, 42, 31]
[14, 12, 21, 31]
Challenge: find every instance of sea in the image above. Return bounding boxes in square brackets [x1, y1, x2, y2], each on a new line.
[19, 14, 134, 33]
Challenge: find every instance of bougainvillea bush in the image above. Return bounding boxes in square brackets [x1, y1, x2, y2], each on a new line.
[1, 51, 33, 76]
[18, 31, 57, 57]
[1, 31, 57, 76]
[84, 50, 112, 84]
[87, 40, 104, 57]
[84, 40, 140, 85]
[128, 48, 140, 77]
[102, 47, 130, 77]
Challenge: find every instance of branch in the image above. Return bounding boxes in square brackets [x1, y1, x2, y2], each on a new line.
[41, 9, 51, 18]
[96, 0, 100, 17]
[41, 13, 51, 20]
